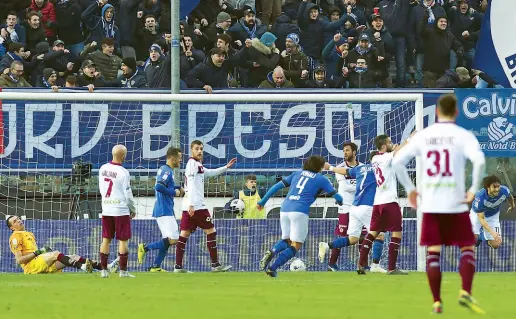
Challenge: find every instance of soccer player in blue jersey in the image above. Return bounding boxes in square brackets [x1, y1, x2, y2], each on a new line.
[257, 155, 344, 277]
[470, 175, 514, 249]
[137, 147, 185, 272]
[318, 152, 385, 273]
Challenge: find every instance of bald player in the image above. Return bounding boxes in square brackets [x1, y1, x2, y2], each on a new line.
[98, 144, 136, 278]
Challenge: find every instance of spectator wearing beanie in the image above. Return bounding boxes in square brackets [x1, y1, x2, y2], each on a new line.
[447, 0, 483, 69]
[185, 47, 232, 93]
[420, 13, 463, 88]
[109, 57, 147, 88]
[83, 38, 122, 81]
[435, 66, 472, 88]
[322, 33, 349, 80]
[145, 42, 172, 88]
[135, 14, 161, 61]
[36, 67, 59, 90]
[271, 10, 300, 53]
[0, 60, 32, 87]
[180, 34, 205, 80]
[241, 31, 280, 87]
[279, 33, 308, 87]
[29, 0, 56, 43]
[347, 33, 383, 82]
[81, 0, 120, 53]
[408, 0, 446, 88]
[199, 11, 233, 51]
[55, 0, 86, 58]
[364, 11, 394, 87]
[23, 11, 46, 55]
[229, 8, 267, 49]
[297, 0, 348, 62]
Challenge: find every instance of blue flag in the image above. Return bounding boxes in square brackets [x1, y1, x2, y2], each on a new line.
[473, 0, 516, 88]
[180, 0, 201, 19]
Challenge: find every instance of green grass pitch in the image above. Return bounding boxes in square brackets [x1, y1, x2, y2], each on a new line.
[1, 272, 514, 319]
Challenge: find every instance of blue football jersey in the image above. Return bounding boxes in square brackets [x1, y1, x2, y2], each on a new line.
[280, 170, 337, 214]
[153, 165, 176, 218]
[348, 164, 377, 207]
[471, 186, 511, 218]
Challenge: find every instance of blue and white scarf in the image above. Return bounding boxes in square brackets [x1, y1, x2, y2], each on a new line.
[242, 22, 257, 39]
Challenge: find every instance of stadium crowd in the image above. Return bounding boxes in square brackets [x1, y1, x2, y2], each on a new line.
[0, 0, 500, 91]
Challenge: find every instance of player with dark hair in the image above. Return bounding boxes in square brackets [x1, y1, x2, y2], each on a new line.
[7, 215, 109, 274]
[174, 140, 236, 272]
[138, 147, 185, 272]
[470, 175, 514, 249]
[393, 93, 486, 314]
[258, 156, 344, 277]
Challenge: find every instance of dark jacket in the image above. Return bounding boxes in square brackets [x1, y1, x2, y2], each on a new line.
[81, 2, 121, 50]
[258, 71, 295, 88]
[322, 39, 347, 80]
[190, 0, 234, 25]
[270, 14, 300, 53]
[347, 44, 381, 73]
[408, 3, 446, 53]
[138, 1, 161, 21]
[435, 69, 472, 88]
[0, 52, 36, 74]
[228, 19, 267, 49]
[200, 22, 229, 51]
[240, 38, 280, 87]
[109, 69, 147, 88]
[29, 0, 56, 38]
[185, 56, 230, 89]
[180, 49, 205, 79]
[420, 13, 464, 74]
[144, 54, 171, 88]
[117, 0, 141, 47]
[135, 28, 162, 61]
[447, 7, 483, 51]
[0, 24, 27, 46]
[55, 0, 84, 45]
[347, 69, 376, 88]
[77, 73, 108, 87]
[363, 28, 393, 79]
[297, 2, 348, 60]
[279, 46, 309, 87]
[378, 0, 414, 37]
[23, 22, 46, 54]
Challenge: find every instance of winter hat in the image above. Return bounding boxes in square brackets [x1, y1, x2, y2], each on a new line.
[149, 43, 162, 53]
[285, 9, 297, 21]
[217, 12, 231, 23]
[260, 32, 277, 47]
[314, 65, 326, 73]
[43, 68, 56, 80]
[286, 33, 300, 44]
[359, 33, 370, 42]
[122, 57, 137, 72]
[36, 41, 50, 54]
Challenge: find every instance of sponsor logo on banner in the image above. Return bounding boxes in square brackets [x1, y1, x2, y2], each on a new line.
[456, 89, 516, 155]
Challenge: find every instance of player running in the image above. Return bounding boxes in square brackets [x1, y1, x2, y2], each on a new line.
[470, 175, 514, 249]
[138, 147, 185, 272]
[357, 134, 412, 275]
[174, 140, 235, 273]
[98, 144, 136, 278]
[319, 152, 386, 273]
[7, 215, 113, 274]
[257, 155, 343, 277]
[393, 94, 486, 314]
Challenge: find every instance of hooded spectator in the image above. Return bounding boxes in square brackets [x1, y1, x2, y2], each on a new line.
[259, 66, 295, 88]
[84, 38, 122, 81]
[0, 60, 32, 87]
[347, 57, 376, 88]
[81, 1, 120, 52]
[109, 57, 147, 88]
[447, 0, 483, 68]
[135, 14, 161, 61]
[297, 1, 348, 61]
[323, 5, 343, 45]
[23, 11, 46, 55]
[55, 0, 85, 58]
[322, 33, 349, 80]
[435, 66, 472, 88]
[271, 11, 300, 52]
[185, 47, 233, 93]
[29, 0, 56, 42]
[180, 34, 205, 79]
[279, 33, 309, 87]
[303, 64, 333, 88]
[229, 8, 267, 49]
[408, 0, 446, 87]
[0, 12, 27, 48]
[363, 12, 394, 87]
[420, 13, 464, 88]
[199, 11, 232, 51]
[36, 67, 58, 89]
[241, 31, 280, 87]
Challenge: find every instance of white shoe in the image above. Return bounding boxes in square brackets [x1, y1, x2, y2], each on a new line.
[100, 269, 110, 278]
[211, 265, 232, 272]
[318, 242, 330, 263]
[108, 257, 119, 273]
[173, 268, 193, 273]
[370, 263, 387, 273]
[119, 270, 135, 278]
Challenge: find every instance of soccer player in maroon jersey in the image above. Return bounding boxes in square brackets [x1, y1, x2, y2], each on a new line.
[393, 94, 486, 314]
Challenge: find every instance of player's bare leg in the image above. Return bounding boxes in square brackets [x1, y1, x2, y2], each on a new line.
[203, 227, 232, 272]
[118, 240, 134, 277]
[458, 245, 484, 314]
[487, 240, 501, 249]
[174, 230, 192, 273]
[41, 252, 99, 273]
[386, 231, 406, 275]
[266, 241, 302, 277]
[99, 237, 112, 278]
[426, 245, 443, 313]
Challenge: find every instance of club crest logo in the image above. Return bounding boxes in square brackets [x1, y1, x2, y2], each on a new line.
[487, 117, 513, 142]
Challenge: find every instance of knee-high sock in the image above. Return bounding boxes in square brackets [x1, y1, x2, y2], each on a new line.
[358, 233, 375, 267]
[459, 248, 475, 294]
[372, 239, 384, 264]
[175, 236, 188, 267]
[152, 238, 171, 268]
[271, 239, 289, 255]
[426, 251, 442, 303]
[329, 248, 340, 265]
[146, 238, 166, 252]
[207, 232, 219, 266]
[119, 252, 128, 271]
[270, 246, 297, 271]
[100, 253, 109, 270]
[388, 237, 402, 271]
[329, 237, 350, 249]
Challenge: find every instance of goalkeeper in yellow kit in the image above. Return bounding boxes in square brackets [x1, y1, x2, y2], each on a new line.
[7, 215, 106, 274]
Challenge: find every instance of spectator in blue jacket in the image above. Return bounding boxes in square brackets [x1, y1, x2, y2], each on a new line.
[322, 32, 349, 80]
[323, 5, 343, 46]
[81, 0, 120, 54]
[0, 12, 27, 50]
[297, 0, 348, 62]
[337, 0, 366, 26]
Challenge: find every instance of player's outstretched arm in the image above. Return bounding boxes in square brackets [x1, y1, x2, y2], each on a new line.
[392, 137, 419, 207]
[257, 181, 286, 210]
[205, 158, 237, 177]
[476, 212, 502, 243]
[393, 131, 416, 155]
[506, 192, 515, 214]
[325, 162, 349, 176]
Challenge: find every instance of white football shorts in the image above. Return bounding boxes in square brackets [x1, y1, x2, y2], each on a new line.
[347, 205, 373, 238]
[280, 211, 309, 243]
[156, 215, 179, 240]
[469, 209, 501, 241]
[338, 203, 352, 214]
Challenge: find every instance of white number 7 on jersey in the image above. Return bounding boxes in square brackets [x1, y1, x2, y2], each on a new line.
[296, 176, 309, 195]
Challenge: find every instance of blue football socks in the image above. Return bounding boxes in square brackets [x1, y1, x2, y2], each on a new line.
[270, 246, 297, 271]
